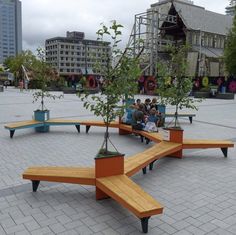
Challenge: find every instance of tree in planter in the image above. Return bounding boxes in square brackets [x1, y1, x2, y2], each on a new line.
[32, 48, 63, 112]
[157, 45, 201, 128]
[79, 21, 142, 155]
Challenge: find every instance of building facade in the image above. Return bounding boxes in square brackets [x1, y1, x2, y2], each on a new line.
[149, 0, 233, 77]
[45, 31, 110, 78]
[0, 0, 22, 64]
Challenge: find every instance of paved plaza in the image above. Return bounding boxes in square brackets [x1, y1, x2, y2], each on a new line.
[0, 87, 236, 235]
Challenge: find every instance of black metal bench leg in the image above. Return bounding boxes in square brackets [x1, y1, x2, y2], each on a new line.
[86, 125, 91, 133]
[32, 180, 40, 192]
[189, 116, 193, 124]
[10, 130, 15, 138]
[149, 161, 154, 171]
[221, 148, 228, 157]
[145, 138, 150, 145]
[142, 167, 147, 174]
[141, 217, 150, 233]
[75, 125, 80, 133]
[140, 135, 144, 143]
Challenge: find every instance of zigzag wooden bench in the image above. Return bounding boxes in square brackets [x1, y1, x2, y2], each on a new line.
[21, 120, 234, 233]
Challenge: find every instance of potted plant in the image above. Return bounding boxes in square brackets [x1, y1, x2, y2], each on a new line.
[79, 21, 141, 157]
[157, 45, 201, 129]
[157, 45, 203, 158]
[32, 48, 63, 132]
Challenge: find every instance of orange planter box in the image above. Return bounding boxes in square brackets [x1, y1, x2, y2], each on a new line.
[95, 153, 124, 199]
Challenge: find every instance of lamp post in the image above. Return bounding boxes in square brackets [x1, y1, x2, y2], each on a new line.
[198, 29, 202, 77]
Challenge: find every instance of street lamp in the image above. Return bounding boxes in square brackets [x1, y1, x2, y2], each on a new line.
[198, 28, 202, 77]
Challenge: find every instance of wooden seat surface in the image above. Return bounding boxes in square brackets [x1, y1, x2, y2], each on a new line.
[79, 120, 119, 128]
[119, 124, 163, 143]
[4, 120, 43, 129]
[183, 139, 234, 149]
[125, 142, 182, 176]
[45, 119, 81, 125]
[164, 113, 196, 117]
[96, 174, 163, 218]
[23, 167, 95, 185]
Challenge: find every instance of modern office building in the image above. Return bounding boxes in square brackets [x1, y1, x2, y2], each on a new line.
[45, 31, 110, 79]
[0, 0, 22, 64]
[226, 0, 236, 16]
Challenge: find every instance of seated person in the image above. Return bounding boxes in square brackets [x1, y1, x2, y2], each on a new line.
[131, 104, 145, 130]
[133, 98, 141, 109]
[144, 98, 151, 115]
[150, 98, 158, 110]
[146, 108, 160, 128]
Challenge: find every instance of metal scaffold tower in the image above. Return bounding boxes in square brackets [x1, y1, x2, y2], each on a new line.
[127, 9, 177, 76]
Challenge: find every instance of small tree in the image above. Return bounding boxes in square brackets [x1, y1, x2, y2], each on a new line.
[32, 48, 63, 111]
[79, 21, 141, 154]
[4, 50, 37, 86]
[157, 45, 200, 128]
[224, 7, 236, 75]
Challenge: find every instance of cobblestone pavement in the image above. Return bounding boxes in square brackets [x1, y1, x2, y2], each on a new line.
[0, 87, 236, 235]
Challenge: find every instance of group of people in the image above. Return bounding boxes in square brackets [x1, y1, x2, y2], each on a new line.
[122, 98, 163, 132]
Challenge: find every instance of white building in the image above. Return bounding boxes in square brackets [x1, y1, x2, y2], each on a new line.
[45, 31, 110, 78]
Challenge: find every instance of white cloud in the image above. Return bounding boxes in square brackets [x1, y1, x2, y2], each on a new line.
[21, 0, 230, 52]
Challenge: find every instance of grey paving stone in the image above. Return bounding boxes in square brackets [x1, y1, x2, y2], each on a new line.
[4, 224, 26, 234]
[186, 225, 206, 235]
[102, 228, 120, 235]
[74, 224, 93, 234]
[30, 226, 52, 235]
[1, 89, 236, 234]
[49, 222, 66, 233]
[199, 222, 218, 233]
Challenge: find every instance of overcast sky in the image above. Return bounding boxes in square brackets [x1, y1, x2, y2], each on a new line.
[22, 0, 230, 52]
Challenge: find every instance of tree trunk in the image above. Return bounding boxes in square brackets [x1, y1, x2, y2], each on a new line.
[41, 92, 44, 111]
[174, 105, 178, 127]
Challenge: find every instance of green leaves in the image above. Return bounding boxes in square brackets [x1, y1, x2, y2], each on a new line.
[224, 14, 236, 75]
[157, 45, 201, 127]
[79, 21, 142, 151]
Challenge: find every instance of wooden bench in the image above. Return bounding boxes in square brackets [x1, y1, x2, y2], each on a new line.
[79, 120, 119, 133]
[5, 119, 82, 138]
[183, 139, 234, 157]
[96, 174, 163, 233]
[23, 167, 95, 191]
[163, 113, 196, 124]
[4, 120, 44, 138]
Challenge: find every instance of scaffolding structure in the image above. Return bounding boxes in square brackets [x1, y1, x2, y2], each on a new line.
[127, 9, 177, 76]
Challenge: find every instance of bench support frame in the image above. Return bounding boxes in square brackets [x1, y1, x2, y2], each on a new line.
[75, 125, 80, 133]
[86, 125, 91, 133]
[141, 217, 150, 233]
[32, 180, 40, 192]
[10, 130, 15, 138]
[221, 148, 228, 157]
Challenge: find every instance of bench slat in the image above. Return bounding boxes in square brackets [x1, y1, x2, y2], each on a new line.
[23, 167, 95, 185]
[79, 120, 119, 127]
[45, 119, 81, 125]
[183, 139, 234, 149]
[4, 120, 43, 129]
[164, 113, 196, 117]
[96, 175, 163, 218]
